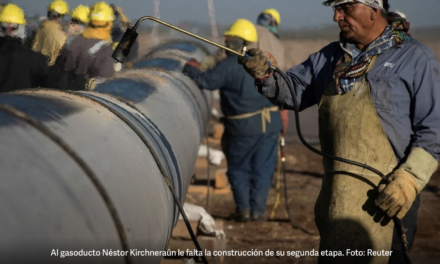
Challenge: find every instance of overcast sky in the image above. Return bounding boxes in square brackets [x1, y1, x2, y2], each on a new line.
[9, 0, 440, 29]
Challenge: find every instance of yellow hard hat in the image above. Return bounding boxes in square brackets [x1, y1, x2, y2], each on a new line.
[48, 0, 69, 15]
[0, 4, 26, 25]
[224, 19, 258, 43]
[262, 8, 280, 25]
[89, 2, 115, 22]
[71, 5, 90, 24]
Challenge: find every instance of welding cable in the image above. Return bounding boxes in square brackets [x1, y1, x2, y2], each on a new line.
[268, 137, 311, 234]
[271, 67, 412, 264]
[277, 136, 314, 235]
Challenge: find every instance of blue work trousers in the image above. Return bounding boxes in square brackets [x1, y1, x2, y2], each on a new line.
[222, 132, 279, 215]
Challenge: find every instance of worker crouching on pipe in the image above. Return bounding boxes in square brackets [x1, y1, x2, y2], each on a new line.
[183, 19, 282, 222]
[238, 0, 440, 263]
[56, 1, 116, 88]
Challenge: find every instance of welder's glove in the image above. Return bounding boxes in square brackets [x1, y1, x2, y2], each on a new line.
[183, 59, 201, 74]
[237, 48, 278, 80]
[375, 170, 420, 219]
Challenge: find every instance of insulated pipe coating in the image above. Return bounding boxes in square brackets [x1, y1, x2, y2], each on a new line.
[0, 41, 211, 264]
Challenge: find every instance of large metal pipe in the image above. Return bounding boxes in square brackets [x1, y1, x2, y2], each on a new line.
[0, 41, 210, 264]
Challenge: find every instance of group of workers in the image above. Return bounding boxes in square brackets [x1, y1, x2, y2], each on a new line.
[0, 0, 133, 92]
[184, 0, 440, 263]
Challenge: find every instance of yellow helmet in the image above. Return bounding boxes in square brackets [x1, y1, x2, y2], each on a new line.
[48, 0, 69, 15]
[0, 4, 26, 25]
[262, 8, 280, 25]
[71, 5, 90, 24]
[89, 2, 115, 22]
[224, 19, 258, 43]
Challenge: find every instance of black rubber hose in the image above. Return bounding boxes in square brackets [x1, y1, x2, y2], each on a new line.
[281, 152, 314, 235]
[272, 67, 412, 264]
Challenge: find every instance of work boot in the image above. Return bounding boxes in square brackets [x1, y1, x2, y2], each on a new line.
[251, 212, 265, 222]
[234, 209, 250, 222]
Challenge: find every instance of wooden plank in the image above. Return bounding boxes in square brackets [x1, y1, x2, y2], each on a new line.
[213, 186, 231, 195]
[187, 185, 213, 194]
[214, 169, 229, 189]
[212, 123, 224, 140]
[214, 220, 223, 231]
[198, 236, 226, 264]
[193, 158, 224, 181]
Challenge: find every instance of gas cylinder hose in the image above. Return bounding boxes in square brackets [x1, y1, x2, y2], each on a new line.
[271, 66, 412, 264]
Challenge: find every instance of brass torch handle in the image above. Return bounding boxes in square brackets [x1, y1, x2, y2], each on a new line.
[133, 16, 247, 57]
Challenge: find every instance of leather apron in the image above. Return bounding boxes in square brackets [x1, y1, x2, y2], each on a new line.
[316, 57, 396, 264]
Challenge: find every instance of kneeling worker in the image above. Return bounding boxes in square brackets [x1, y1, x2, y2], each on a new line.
[183, 19, 282, 222]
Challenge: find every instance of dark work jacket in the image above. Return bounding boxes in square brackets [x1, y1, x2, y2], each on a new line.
[57, 35, 115, 78]
[0, 36, 85, 93]
[185, 55, 282, 136]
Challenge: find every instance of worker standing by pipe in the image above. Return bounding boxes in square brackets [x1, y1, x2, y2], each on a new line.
[183, 19, 282, 222]
[239, 0, 440, 263]
[57, 1, 116, 84]
[31, 0, 69, 66]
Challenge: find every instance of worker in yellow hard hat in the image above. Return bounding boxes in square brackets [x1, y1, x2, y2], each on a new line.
[57, 1, 116, 83]
[183, 19, 282, 222]
[258, 9, 280, 32]
[0, 4, 85, 92]
[31, 0, 69, 65]
[66, 5, 90, 38]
